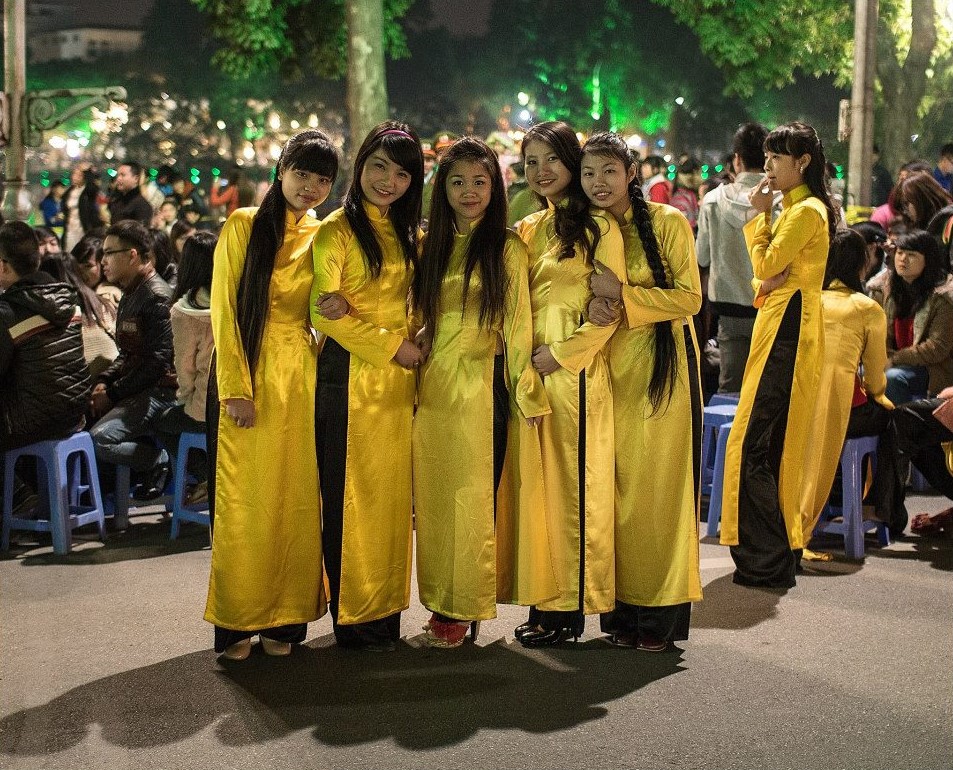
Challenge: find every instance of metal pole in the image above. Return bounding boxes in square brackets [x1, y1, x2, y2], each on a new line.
[2, 0, 32, 220]
[847, 0, 878, 209]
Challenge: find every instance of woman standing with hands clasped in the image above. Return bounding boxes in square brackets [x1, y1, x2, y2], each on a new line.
[310, 121, 424, 652]
[513, 121, 627, 647]
[204, 130, 339, 660]
[582, 132, 703, 652]
[412, 137, 553, 648]
[719, 122, 837, 589]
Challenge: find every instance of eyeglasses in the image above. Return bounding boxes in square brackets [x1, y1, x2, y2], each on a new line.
[103, 248, 133, 257]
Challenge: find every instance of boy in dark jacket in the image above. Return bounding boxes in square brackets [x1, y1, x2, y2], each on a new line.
[89, 221, 176, 507]
[0, 222, 91, 506]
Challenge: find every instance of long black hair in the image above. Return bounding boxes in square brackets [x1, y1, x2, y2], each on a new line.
[237, 129, 339, 380]
[890, 229, 945, 318]
[41, 250, 107, 326]
[343, 120, 424, 278]
[583, 131, 678, 414]
[413, 137, 508, 335]
[824, 229, 867, 292]
[521, 121, 601, 262]
[173, 230, 217, 306]
[763, 122, 838, 241]
[66, 236, 110, 325]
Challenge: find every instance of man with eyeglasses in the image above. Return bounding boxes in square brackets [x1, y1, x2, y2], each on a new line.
[89, 221, 176, 517]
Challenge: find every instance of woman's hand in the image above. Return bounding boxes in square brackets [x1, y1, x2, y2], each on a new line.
[588, 296, 620, 327]
[315, 292, 350, 320]
[393, 338, 424, 369]
[748, 176, 774, 214]
[225, 398, 256, 429]
[532, 345, 561, 376]
[757, 267, 790, 297]
[526, 416, 543, 428]
[414, 326, 433, 361]
[590, 259, 623, 300]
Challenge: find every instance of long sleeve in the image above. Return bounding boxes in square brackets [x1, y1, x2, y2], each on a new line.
[171, 308, 198, 406]
[104, 295, 173, 402]
[743, 204, 824, 280]
[501, 235, 551, 419]
[860, 302, 892, 408]
[210, 209, 254, 401]
[892, 295, 953, 367]
[621, 210, 702, 328]
[210, 185, 235, 208]
[695, 201, 712, 269]
[309, 216, 405, 369]
[549, 221, 626, 375]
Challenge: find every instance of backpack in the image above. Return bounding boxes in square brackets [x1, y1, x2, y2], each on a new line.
[670, 186, 699, 232]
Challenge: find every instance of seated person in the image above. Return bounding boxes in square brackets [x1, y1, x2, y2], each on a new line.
[155, 231, 216, 505]
[0, 222, 90, 510]
[895, 387, 953, 535]
[883, 230, 953, 404]
[89, 221, 176, 504]
[800, 229, 907, 554]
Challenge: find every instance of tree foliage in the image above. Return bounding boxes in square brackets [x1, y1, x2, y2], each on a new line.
[191, 0, 414, 81]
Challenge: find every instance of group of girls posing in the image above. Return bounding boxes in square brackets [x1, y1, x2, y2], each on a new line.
[202, 116, 827, 660]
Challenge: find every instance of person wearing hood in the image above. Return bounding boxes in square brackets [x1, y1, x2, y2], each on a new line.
[696, 123, 769, 393]
[0, 221, 91, 507]
[155, 231, 217, 505]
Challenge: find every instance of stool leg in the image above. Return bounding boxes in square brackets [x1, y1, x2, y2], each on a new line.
[2, 458, 15, 551]
[114, 465, 131, 531]
[49, 454, 70, 556]
[842, 449, 865, 559]
[707, 424, 731, 538]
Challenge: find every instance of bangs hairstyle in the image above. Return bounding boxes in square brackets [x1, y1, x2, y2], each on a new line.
[898, 171, 952, 229]
[344, 120, 424, 278]
[824, 228, 867, 292]
[763, 121, 838, 240]
[521, 120, 600, 262]
[891, 228, 945, 317]
[237, 129, 339, 382]
[413, 137, 508, 335]
[583, 131, 678, 414]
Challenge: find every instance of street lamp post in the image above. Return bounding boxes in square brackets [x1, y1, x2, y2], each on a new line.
[2, 0, 126, 221]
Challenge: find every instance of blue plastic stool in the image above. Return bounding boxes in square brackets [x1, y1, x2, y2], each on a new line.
[2, 432, 106, 555]
[169, 431, 210, 539]
[705, 421, 733, 537]
[702, 404, 738, 495]
[814, 436, 890, 559]
[708, 392, 741, 407]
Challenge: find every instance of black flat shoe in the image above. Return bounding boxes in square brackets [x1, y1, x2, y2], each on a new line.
[519, 627, 576, 648]
[514, 622, 534, 640]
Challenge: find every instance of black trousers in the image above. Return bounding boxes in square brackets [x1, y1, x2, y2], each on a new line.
[601, 325, 702, 642]
[206, 353, 307, 652]
[843, 399, 908, 535]
[730, 292, 802, 589]
[317, 339, 400, 647]
[433, 355, 509, 625]
[894, 399, 953, 500]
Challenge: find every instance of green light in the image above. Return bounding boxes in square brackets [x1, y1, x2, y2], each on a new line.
[41, 171, 50, 178]
[41, 180, 50, 187]
[190, 175, 200, 184]
[701, 172, 709, 180]
[667, 172, 676, 180]
[190, 168, 199, 176]
[702, 165, 709, 172]
[211, 167, 221, 176]
[715, 164, 724, 172]
[668, 165, 676, 172]
[61, 178, 70, 186]
[107, 168, 117, 177]
[149, 168, 158, 178]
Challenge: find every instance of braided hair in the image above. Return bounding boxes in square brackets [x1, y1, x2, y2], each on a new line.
[582, 132, 678, 413]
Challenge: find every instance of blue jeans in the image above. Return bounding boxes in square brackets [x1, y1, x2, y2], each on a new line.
[90, 386, 177, 473]
[885, 366, 929, 405]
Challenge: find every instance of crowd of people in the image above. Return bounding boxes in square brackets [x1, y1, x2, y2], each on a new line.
[2, 120, 952, 661]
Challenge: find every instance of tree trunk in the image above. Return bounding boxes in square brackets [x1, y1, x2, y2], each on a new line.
[345, 0, 389, 160]
[876, 0, 936, 174]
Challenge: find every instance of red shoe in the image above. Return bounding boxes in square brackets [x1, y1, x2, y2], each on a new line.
[425, 619, 471, 648]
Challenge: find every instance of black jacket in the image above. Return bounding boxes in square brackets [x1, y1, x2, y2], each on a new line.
[97, 272, 175, 402]
[108, 188, 153, 226]
[0, 273, 91, 439]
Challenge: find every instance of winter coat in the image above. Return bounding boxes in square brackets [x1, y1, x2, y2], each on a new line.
[0, 273, 90, 439]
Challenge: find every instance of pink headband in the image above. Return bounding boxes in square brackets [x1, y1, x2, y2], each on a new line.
[380, 129, 413, 139]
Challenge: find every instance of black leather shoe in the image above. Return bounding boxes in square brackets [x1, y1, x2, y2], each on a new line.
[513, 622, 537, 640]
[519, 628, 576, 648]
[133, 462, 170, 501]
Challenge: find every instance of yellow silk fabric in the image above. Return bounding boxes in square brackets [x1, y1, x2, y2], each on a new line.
[413, 227, 553, 620]
[516, 206, 625, 614]
[801, 282, 892, 534]
[609, 204, 703, 607]
[310, 202, 415, 625]
[720, 185, 829, 550]
[205, 208, 325, 631]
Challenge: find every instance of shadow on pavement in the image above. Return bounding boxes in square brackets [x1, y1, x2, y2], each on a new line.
[0, 635, 684, 755]
[692, 573, 784, 629]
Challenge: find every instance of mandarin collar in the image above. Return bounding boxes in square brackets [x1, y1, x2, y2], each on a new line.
[782, 183, 811, 209]
[363, 198, 389, 223]
[285, 209, 316, 229]
[454, 215, 483, 236]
